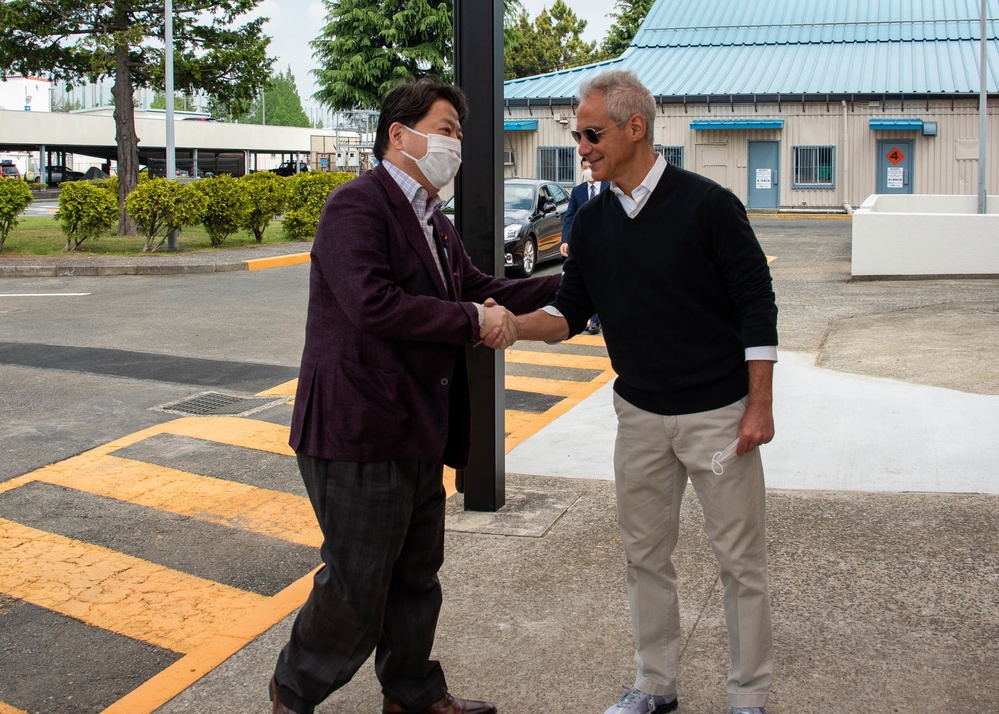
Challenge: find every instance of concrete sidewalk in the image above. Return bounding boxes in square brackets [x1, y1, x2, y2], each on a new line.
[153, 219, 998, 713]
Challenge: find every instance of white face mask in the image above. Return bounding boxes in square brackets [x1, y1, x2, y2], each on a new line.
[581, 168, 593, 183]
[710, 438, 740, 475]
[401, 124, 462, 190]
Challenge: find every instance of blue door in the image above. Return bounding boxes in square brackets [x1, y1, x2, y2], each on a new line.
[747, 141, 779, 209]
[876, 140, 914, 194]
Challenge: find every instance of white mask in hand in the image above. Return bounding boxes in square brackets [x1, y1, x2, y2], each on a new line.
[401, 125, 462, 190]
[711, 438, 740, 475]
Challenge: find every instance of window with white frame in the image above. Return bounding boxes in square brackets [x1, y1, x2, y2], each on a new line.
[792, 146, 835, 189]
[655, 145, 684, 168]
[537, 146, 576, 183]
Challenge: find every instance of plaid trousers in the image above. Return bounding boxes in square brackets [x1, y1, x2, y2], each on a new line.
[273, 455, 449, 714]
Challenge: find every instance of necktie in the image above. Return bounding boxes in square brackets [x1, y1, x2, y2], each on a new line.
[589, 183, 596, 199]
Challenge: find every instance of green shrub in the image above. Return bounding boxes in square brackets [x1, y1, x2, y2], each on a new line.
[239, 171, 289, 242]
[91, 175, 119, 198]
[283, 171, 355, 240]
[126, 178, 208, 251]
[0, 177, 34, 253]
[195, 174, 250, 246]
[55, 180, 118, 251]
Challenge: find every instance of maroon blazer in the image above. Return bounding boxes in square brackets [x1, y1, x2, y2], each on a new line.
[289, 163, 562, 468]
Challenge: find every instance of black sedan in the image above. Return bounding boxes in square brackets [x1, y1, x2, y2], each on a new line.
[502, 179, 569, 276]
[44, 165, 86, 185]
[442, 178, 569, 277]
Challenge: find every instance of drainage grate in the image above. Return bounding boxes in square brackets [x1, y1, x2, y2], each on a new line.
[153, 391, 288, 417]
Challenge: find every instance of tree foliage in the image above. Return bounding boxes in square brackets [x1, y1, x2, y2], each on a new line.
[0, 0, 274, 235]
[600, 0, 654, 59]
[312, 0, 453, 111]
[504, 1, 597, 79]
[56, 181, 119, 252]
[0, 178, 34, 253]
[242, 68, 312, 127]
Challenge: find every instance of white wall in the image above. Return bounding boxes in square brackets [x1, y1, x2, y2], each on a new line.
[852, 194, 999, 277]
[0, 76, 52, 113]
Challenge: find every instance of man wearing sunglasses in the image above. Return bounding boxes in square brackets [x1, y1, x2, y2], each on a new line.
[502, 69, 778, 714]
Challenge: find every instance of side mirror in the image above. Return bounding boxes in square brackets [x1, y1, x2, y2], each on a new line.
[543, 200, 557, 214]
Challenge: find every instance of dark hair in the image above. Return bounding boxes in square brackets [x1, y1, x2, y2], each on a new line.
[374, 78, 469, 160]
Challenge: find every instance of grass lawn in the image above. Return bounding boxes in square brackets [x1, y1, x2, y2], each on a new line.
[1, 217, 304, 257]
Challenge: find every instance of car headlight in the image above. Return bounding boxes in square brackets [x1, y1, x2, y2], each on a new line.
[504, 223, 524, 240]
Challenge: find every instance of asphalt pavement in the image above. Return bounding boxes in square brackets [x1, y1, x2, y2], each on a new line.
[2, 217, 997, 713]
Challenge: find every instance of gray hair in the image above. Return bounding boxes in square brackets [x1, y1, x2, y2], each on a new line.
[578, 70, 656, 146]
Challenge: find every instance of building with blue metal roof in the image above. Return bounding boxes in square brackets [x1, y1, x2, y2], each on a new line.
[502, 0, 998, 210]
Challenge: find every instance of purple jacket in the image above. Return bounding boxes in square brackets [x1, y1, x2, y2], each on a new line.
[289, 163, 561, 468]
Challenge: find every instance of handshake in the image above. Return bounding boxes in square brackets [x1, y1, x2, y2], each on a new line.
[478, 297, 520, 350]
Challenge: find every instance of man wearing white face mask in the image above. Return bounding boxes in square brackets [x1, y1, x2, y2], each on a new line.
[270, 79, 562, 714]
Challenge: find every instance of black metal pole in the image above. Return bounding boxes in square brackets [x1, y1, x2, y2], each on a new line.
[453, 0, 505, 512]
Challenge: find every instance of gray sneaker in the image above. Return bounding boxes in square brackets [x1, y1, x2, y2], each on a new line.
[728, 708, 766, 714]
[603, 685, 678, 714]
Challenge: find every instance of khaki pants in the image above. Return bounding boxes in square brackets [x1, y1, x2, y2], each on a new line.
[613, 393, 773, 709]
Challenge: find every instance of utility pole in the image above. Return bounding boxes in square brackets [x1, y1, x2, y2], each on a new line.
[978, 0, 989, 214]
[165, 0, 178, 250]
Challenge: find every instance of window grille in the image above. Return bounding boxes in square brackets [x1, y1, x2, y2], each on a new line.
[792, 146, 835, 188]
[655, 145, 684, 168]
[538, 146, 576, 183]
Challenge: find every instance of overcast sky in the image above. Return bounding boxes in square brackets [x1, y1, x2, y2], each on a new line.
[255, 0, 615, 119]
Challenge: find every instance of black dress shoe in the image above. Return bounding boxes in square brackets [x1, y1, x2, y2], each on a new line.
[584, 323, 601, 334]
[383, 692, 497, 714]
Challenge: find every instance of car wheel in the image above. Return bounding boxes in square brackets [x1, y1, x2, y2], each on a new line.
[517, 237, 537, 277]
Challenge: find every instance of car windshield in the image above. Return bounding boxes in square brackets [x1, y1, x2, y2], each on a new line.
[504, 184, 534, 212]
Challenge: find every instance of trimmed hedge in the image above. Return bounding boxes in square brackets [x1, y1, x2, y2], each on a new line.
[0, 177, 34, 253]
[282, 171, 355, 240]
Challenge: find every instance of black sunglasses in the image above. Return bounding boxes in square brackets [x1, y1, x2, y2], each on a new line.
[570, 118, 629, 145]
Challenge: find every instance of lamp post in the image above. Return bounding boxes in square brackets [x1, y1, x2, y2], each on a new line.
[165, 0, 178, 249]
[978, 0, 988, 214]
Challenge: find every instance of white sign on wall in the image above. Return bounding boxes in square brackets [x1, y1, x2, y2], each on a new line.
[755, 168, 772, 189]
[887, 166, 904, 188]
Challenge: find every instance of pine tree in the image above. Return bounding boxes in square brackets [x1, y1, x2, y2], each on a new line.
[311, 0, 453, 111]
[600, 0, 654, 59]
[505, 1, 597, 79]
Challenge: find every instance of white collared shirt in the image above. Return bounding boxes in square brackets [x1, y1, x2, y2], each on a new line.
[608, 153, 668, 219]
[382, 160, 485, 331]
[383, 159, 446, 286]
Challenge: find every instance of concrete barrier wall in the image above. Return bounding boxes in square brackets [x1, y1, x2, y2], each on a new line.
[852, 194, 999, 277]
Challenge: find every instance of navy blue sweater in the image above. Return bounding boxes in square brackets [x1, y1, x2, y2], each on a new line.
[553, 163, 778, 415]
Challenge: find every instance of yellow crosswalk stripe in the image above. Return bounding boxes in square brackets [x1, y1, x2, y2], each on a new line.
[0, 519, 268, 654]
[159, 417, 294, 456]
[255, 379, 297, 398]
[30, 455, 320, 548]
[504, 374, 582, 397]
[0, 702, 30, 714]
[505, 349, 611, 371]
[504, 409, 543, 435]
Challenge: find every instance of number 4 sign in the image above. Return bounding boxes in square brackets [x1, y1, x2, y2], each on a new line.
[887, 147, 905, 165]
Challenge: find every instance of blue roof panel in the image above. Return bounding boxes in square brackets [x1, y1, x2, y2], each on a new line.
[505, 0, 999, 100]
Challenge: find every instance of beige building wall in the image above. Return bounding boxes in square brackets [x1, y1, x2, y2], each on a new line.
[503, 98, 999, 211]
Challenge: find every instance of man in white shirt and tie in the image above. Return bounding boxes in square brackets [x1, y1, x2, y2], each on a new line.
[560, 158, 606, 333]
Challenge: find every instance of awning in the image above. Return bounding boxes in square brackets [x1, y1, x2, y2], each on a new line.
[503, 120, 538, 131]
[869, 118, 924, 131]
[690, 119, 784, 130]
